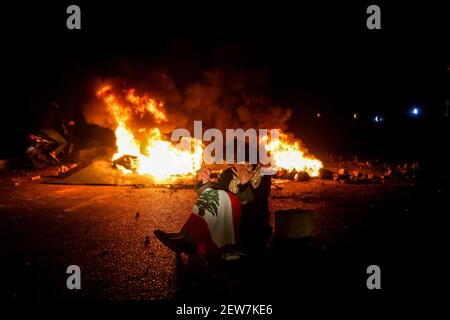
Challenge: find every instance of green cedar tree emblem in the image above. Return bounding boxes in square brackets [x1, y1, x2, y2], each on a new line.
[196, 189, 220, 217]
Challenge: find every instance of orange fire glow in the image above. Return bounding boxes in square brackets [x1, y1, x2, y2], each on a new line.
[263, 133, 323, 177]
[96, 84, 323, 182]
[96, 85, 203, 182]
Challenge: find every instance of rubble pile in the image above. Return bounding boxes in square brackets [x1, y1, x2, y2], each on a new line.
[273, 154, 420, 185]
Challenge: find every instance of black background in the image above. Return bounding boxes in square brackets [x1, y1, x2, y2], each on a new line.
[1, 1, 449, 161]
[0, 1, 449, 313]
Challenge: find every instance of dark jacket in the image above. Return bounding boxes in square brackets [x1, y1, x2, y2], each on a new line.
[41, 104, 64, 132]
[195, 167, 272, 250]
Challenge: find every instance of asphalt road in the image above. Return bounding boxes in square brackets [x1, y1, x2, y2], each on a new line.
[0, 168, 445, 300]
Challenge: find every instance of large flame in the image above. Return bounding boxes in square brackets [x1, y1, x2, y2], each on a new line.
[96, 85, 203, 182]
[263, 133, 323, 177]
[96, 84, 322, 182]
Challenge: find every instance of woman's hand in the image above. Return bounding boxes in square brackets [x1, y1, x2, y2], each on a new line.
[197, 168, 211, 184]
[232, 164, 252, 185]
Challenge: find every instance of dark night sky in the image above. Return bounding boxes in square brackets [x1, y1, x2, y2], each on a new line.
[1, 1, 449, 158]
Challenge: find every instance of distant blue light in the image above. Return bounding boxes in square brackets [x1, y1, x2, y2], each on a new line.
[409, 105, 422, 117]
[373, 115, 384, 123]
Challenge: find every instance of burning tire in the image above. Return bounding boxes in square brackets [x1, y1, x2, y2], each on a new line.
[112, 154, 139, 172]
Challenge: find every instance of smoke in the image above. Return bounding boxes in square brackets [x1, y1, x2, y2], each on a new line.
[82, 66, 293, 137]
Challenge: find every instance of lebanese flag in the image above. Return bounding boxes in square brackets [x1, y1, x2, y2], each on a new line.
[182, 188, 241, 255]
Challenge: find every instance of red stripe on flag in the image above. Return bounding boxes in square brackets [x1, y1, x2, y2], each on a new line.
[181, 214, 217, 255]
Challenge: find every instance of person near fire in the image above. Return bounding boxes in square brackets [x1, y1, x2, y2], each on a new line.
[154, 143, 272, 257]
[39, 101, 72, 162]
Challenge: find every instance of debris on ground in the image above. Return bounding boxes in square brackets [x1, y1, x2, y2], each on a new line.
[58, 163, 78, 174]
[59, 166, 69, 174]
[112, 155, 139, 171]
[272, 184, 283, 190]
[294, 171, 310, 182]
[10, 177, 22, 186]
[319, 168, 333, 180]
[333, 172, 350, 183]
[275, 169, 297, 180]
[383, 162, 420, 179]
[322, 154, 423, 184]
